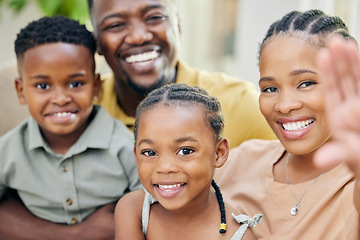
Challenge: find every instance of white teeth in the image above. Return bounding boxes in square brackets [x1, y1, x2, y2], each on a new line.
[282, 119, 314, 131]
[159, 183, 181, 189]
[125, 51, 159, 63]
[158, 183, 182, 191]
[53, 112, 75, 118]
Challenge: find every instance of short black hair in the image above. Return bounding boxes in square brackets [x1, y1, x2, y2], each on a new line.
[15, 15, 96, 58]
[259, 9, 356, 56]
[134, 83, 225, 142]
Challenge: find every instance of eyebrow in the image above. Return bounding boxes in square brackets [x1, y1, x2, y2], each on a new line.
[259, 69, 318, 84]
[176, 137, 198, 143]
[137, 136, 198, 147]
[137, 139, 153, 147]
[28, 72, 87, 81]
[289, 69, 318, 76]
[99, 4, 165, 26]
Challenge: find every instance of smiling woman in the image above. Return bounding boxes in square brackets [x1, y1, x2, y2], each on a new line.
[214, 9, 360, 239]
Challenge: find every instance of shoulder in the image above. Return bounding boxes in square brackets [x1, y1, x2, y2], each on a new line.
[114, 189, 145, 239]
[116, 189, 145, 213]
[0, 120, 29, 151]
[230, 139, 283, 157]
[225, 203, 257, 240]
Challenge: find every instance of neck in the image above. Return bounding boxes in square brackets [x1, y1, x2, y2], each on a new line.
[161, 191, 218, 222]
[274, 151, 330, 184]
[40, 120, 89, 155]
[114, 67, 177, 118]
[114, 79, 145, 117]
[286, 152, 330, 183]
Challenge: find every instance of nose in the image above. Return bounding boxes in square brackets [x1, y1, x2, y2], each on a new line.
[155, 154, 179, 174]
[51, 87, 71, 106]
[274, 90, 302, 114]
[124, 21, 153, 45]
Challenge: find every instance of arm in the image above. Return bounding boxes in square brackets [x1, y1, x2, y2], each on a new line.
[114, 189, 145, 240]
[0, 192, 116, 240]
[314, 36, 360, 213]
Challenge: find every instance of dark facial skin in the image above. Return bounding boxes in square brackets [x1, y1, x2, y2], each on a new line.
[90, 0, 181, 116]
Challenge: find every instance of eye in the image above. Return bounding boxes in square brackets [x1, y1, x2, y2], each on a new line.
[262, 86, 278, 93]
[298, 81, 316, 88]
[177, 148, 194, 156]
[145, 14, 167, 24]
[36, 82, 50, 90]
[141, 149, 157, 157]
[69, 81, 84, 89]
[102, 20, 126, 32]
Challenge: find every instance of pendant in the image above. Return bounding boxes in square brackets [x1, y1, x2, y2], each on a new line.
[291, 203, 299, 216]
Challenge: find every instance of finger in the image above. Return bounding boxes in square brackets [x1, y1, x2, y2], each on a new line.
[329, 37, 359, 98]
[317, 48, 342, 122]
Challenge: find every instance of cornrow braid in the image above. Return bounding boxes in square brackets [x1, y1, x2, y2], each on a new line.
[15, 15, 96, 58]
[278, 10, 299, 32]
[259, 9, 356, 56]
[293, 9, 324, 31]
[212, 179, 227, 234]
[134, 83, 225, 143]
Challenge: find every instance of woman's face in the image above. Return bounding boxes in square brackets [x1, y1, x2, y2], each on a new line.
[258, 35, 331, 155]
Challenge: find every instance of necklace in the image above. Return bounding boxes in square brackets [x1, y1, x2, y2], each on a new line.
[285, 153, 324, 216]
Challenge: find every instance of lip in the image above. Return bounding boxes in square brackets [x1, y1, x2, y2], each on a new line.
[277, 117, 315, 140]
[45, 109, 78, 125]
[154, 182, 186, 199]
[117, 45, 163, 74]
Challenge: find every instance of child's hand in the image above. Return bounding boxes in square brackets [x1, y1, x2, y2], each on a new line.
[314, 36, 360, 179]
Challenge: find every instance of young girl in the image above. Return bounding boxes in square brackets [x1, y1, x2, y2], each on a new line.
[214, 9, 360, 239]
[114, 84, 262, 239]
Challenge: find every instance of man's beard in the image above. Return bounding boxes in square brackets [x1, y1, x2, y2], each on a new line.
[120, 63, 168, 96]
[126, 73, 167, 96]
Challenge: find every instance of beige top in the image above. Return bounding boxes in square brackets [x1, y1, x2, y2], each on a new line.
[214, 139, 359, 240]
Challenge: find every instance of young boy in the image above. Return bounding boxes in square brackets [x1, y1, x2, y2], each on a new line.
[0, 15, 141, 225]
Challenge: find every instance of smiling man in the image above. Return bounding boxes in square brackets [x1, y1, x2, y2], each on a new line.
[88, 0, 275, 147]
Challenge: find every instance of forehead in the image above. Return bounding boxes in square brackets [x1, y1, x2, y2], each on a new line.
[260, 35, 320, 73]
[136, 103, 214, 139]
[91, 0, 176, 21]
[18, 43, 95, 73]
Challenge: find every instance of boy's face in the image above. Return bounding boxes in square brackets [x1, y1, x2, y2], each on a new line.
[15, 43, 101, 140]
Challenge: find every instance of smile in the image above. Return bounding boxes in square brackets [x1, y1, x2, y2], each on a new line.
[282, 119, 314, 131]
[125, 50, 159, 63]
[156, 183, 185, 192]
[51, 112, 76, 118]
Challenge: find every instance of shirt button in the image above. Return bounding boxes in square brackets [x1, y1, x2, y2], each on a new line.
[61, 166, 68, 172]
[71, 216, 78, 224]
[66, 198, 73, 206]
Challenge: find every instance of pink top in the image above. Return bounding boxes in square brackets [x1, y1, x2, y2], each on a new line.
[214, 139, 359, 240]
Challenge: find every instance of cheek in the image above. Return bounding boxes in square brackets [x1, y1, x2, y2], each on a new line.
[259, 96, 273, 120]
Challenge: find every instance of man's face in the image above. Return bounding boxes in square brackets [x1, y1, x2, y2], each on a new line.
[91, 0, 180, 94]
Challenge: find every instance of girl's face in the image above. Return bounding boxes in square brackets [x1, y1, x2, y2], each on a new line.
[259, 35, 331, 155]
[134, 104, 228, 211]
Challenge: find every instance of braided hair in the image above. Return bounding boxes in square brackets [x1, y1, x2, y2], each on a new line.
[259, 9, 355, 56]
[15, 15, 96, 59]
[134, 83, 225, 143]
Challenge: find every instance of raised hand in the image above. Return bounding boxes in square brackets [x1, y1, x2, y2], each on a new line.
[315, 35, 360, 179]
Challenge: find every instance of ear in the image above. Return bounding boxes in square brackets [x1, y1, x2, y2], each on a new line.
[14, 77, 27, 105]
[96, 44, 103, 56]
[214, 137, 229, 168]
[92, 73, 102, 100]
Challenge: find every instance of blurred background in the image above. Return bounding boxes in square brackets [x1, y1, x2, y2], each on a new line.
[0, 0, 359, 87]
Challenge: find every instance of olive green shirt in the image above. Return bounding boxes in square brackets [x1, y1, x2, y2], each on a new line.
[0, 106, 141, 224]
